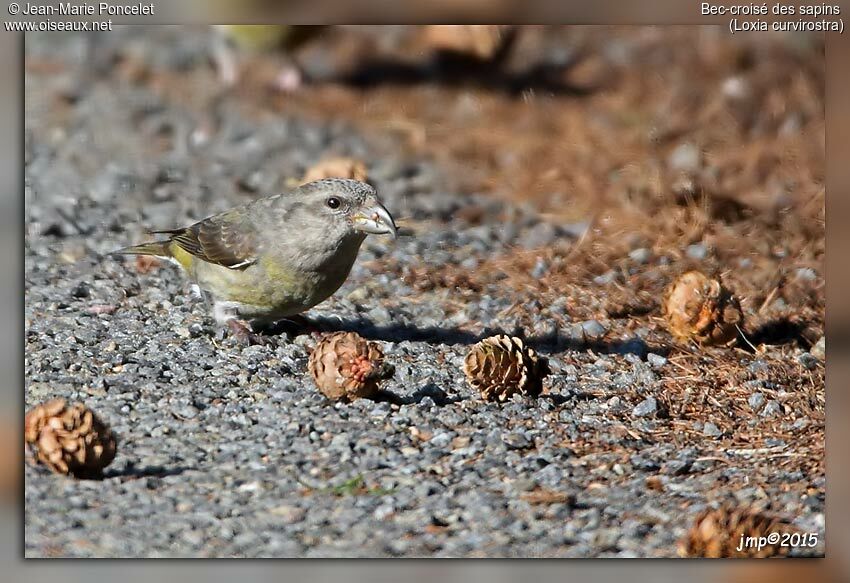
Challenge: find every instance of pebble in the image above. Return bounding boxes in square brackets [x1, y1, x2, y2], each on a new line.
[530, 258, 548, 279]
[668, 143, 701, 173]
[593, 271, 617, 285]
[761, 400, 782, 418]
[519, 222, 558, 249]
[503, 432, 534, 450]
[71, 282, 91, 298]
[581, 320, 608, 341]
[748, 393, 766, 411]
[632, 397, 657, 418]
[703, 422, 722, 437]
[269, 505, 306, 524]
[628, 248, 651, 264]
[795, 267, 817, 281]
[685, 244, 708, 260]
[646, 353, 667, 368]
[797, 353, 819, 370]
[662, 459, 692, 476]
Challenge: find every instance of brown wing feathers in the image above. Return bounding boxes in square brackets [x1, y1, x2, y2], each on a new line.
[154, 209, 259, 270]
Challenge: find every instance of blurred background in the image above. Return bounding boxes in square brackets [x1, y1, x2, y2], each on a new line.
[5, 18, 841, 581]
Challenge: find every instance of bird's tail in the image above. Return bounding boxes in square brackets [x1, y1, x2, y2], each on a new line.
[111, 240, 172, 258]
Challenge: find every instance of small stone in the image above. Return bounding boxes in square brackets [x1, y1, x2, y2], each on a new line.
[418, 396, 435, 408]
[593, 270, 616, 285]
[519, 222, 557, 249]
[581, 320, 608, 341]
[269, 505, 306, 524]
[503, 432, 534, 450]
[668, 143, 701, 172]
[761, 400, 782, 418]
[795, 267, 817, 282]
[703, 422, 722, 437]
[373, 504, 394, 520]
[685, 244, 708, 260]
[173, 403, 199, 420]
[530, 257, 548, 279]
[71, 282, 90, 299]
[630, 455, 661, 471]
[662, 459, 692, 476]
[792, 418, 809, 430]
[722, 76, 751, 100]
[460, 257, 479, 270]
[797, 353, 819, 370]
[647, 353, 667, 368]
[748, 393, 765, 412]
[430, 432, 452, 448]
[629, 248, 651, 264]
[632, 397, 657, 418]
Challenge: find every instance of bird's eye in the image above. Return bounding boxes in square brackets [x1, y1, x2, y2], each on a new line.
[326, 197, 341, 209]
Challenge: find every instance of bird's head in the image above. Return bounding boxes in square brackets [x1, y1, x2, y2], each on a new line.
[289, 178, 397, 241]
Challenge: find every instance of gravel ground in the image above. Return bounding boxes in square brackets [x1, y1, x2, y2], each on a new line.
[24, 28, 825, 558]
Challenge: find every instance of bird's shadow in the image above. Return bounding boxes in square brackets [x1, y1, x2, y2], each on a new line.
[334, 56, 595, 97]
[373, 383, 461, 407]
[103, 464, 191, 482]
[746, 318, 813, 350]
[279, 315, 665, 359]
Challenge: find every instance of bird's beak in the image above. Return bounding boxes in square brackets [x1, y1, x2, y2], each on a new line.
[352, 202, 397, 239]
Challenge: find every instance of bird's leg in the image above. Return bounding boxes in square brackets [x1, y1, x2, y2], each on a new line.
[211, 34, 239, 86]
[226, 319, 268, 346]
[213, 301, 267, 345]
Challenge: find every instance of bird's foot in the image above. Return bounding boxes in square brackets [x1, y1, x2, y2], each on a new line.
[211, 37, 240, 87]
[226, 319, 268, 346]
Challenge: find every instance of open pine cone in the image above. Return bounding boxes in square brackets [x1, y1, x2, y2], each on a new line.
[301, 157, 368, 185]
[308, 332, 394, 401]
[24, 399, 117, 477]
[664, 271, 743, 346]
[678, 503, 795, 558]
[464, 335, 549, 402]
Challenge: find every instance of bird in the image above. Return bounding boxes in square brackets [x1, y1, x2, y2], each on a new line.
[211, 25, 325, 90]
[114, 179, 397, 343]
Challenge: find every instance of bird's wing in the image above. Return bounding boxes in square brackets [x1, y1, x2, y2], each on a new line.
[154, 208, 260, 270]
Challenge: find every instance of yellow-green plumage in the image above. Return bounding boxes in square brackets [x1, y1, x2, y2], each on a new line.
[216, 25, 324, 52]
[113, 179, 397, 330]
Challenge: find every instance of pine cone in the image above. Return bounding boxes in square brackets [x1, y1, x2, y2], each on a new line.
[422, 25, 515, 61]
[464, 335, 549, 402]
[301, 157, 368, 184]
[664, 271, 743, 346]
[308, 332, 394, 401]
[679, 504, 795, 558]
[24, 399, 117, 477]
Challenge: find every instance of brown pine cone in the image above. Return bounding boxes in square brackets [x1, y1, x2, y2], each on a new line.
[464, 335, 549, 402]
[678, 503, 796, 558]
[24, 399, 117, 478]
[301, 157, 368, 185]
[664, 271, 743, 346]
[422, 25, 515, 61]
[308, 332, 394, 401]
